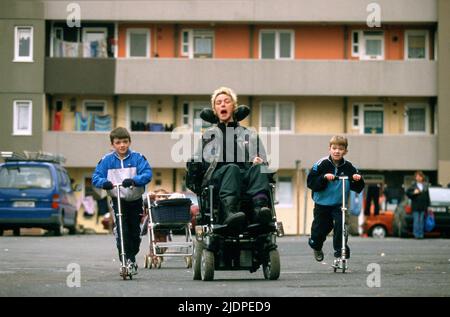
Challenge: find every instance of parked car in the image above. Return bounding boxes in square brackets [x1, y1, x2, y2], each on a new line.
[393, 187, 450, 238]
[0, 151, 78, 236]
[362, 211, 395, 238]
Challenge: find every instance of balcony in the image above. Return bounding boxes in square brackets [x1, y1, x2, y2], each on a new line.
[45, 58, 115, 95]
[115, 59, 437, 97]
[43, 0, 436, 23]
[43, 131, 437, 170]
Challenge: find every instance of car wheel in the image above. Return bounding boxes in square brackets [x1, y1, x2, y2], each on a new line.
[54, 217, 64, 236]
[0, 229, 3, 236]
[371, 225, 387, 239]
[68, 213, 78, 235]
[13, 228, 20, 236]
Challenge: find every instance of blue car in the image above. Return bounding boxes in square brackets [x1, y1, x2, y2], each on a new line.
[0, 152, 78, 236]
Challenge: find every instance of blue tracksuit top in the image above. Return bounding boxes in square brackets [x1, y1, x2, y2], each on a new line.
[307, 156, 365, 206]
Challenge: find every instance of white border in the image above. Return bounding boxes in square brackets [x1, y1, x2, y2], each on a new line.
[13, 100, 32, 135]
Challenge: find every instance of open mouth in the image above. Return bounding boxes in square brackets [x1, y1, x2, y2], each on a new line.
[220, 109, 228, 115]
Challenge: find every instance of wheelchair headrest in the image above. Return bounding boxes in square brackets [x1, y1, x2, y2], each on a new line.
[200, 105, 250, 124]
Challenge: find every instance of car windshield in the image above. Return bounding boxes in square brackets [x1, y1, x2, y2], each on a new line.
[0, 166, 53, 189]
[429, 187, 450, 206]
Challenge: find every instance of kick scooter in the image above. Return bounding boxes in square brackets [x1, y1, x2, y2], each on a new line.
[114, 183, 133, 280]
[332, 176, 349, 273]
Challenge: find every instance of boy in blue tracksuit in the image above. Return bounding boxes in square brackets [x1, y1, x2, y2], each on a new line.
[93, 127, 152, 276]
[307, 135, 364, 264]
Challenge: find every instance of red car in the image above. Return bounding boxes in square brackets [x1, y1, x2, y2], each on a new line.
[362, 211, 395, 238]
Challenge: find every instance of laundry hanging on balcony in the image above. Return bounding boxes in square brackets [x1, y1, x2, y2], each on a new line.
[75, 112, 93, 131]
[54, 39, 108, 58]
[94, 115, 112, 131]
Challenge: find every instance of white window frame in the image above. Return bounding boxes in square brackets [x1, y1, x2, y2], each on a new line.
[259, 101, 295, 133]
[404, 30, 429, 60]
[126, 100, 150, 130]
[355, 103, 385, 134]
[259, 30, 295, 60]
[13, 100, 32, 135]
[82, 27, 107, 43]
[126, 28, 150, 58]
[82, 100, 107, 117]
[181, 29, 191, 57]
[180, 29, 214, 59]
[352, 104, 360, 129]
[189, 101, 211, 132]
[276, 176, 294, 208]
[434, 30, 438, 60]
[351, 31, 359, 57]
[404, 103, 430, 135]
[352, 30, 385, 60]
[14, 26, 33, 62]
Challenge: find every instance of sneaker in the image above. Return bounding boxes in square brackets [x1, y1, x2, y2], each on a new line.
[126, 259, 138, 276]
[313, 249, 324, 262]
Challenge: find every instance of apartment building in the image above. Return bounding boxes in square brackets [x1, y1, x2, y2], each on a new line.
[1, 0, 449, 234]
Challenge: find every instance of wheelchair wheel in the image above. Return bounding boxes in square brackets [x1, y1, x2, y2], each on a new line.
[263, 249, 280, 280]
[192, 240, 203, 280]
[201, 249, 215, 281]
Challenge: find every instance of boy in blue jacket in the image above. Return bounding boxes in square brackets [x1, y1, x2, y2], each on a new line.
[307, 136, 364, 264]
[93, 127, 152, 276]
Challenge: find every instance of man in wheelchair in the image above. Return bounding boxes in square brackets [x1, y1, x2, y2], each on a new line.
[185, 87, 280, 281]
[186, 86, 274, 232]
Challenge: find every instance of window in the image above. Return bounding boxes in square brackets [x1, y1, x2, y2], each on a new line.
[405, 104, 429, 134]
[14, 26, 33, 62]
[52, 27, 64, 57]
[83, 100, 106, 116]
[180, 29, 214, 58]
[352, 104, 360, 128]
[13, 101, 32, 135]
[190, 102, 212, 132]
[352, 30, 384, 60]
[126, 29, 150, 58]
[405, 30, 429, 60]
[82, 28, 108, 58]
[276, 176, 293, 207]
[128, 101, 149, 131]
[353, 103, 384, 134]
[351, 31, 359, 57]
[260, 102, 294, 132]
[260, 30, 294, 59]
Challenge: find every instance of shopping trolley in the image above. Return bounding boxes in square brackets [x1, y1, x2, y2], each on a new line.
[143, 193, 193, 269]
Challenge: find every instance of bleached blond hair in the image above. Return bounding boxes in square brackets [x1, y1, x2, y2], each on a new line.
[210, 86, 238, 110]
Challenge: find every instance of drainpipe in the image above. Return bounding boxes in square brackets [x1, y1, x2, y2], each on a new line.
[303, 168, 310, 235]
[343, 96, 348, 133]
[296, 160, 301, 235]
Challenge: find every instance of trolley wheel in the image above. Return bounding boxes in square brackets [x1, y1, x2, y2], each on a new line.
[144, 255, 149, 269]
[193, 240, 203, 280]
[263, 249, 280, 280]
[120, 267, 127, 280]
[201, 249, 214, 281]
[185, 256, 192, 268]
[157, 257, 162, 269]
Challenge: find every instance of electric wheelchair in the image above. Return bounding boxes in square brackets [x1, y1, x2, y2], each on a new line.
[186, 106, 283, 281]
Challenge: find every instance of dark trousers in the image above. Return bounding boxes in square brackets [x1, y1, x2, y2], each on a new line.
[211, 164, 270, 200]
[308, 204, 350, 258]
[365, 185, 380, 216]
[111, 198, 143, 263]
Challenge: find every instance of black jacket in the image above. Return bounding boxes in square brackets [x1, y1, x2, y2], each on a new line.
[186, 121, 267, 192]
[406, 182, 430, 211]
[307, 156, 365, 206]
